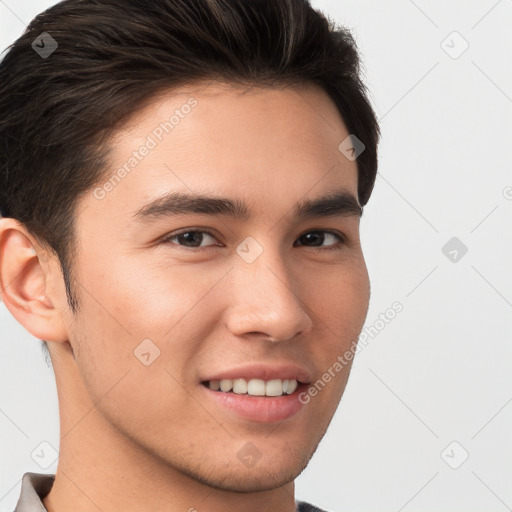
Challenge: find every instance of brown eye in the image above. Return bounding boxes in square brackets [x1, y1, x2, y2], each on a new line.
[161, 230, 220, 249]
[295, 231, 345, 250]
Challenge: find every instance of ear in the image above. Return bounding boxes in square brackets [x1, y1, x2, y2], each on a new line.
[0, 218, 69, 343]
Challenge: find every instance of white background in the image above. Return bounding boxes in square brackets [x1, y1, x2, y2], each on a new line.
[1, 1, 511, 511]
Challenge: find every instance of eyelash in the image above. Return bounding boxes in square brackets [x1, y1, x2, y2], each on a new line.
[160, 228, 346, 252]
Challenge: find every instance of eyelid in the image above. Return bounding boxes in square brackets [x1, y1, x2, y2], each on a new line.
[160, 227, 347, 251]
[160, 228, 221, 247]
[297, 230, 346, 251]
[297, 228, 346, 245]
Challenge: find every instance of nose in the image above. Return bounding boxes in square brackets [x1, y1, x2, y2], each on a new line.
[225, 239, 313, 343]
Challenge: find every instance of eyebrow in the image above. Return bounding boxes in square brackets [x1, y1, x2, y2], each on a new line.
[132, 188, 362, 223]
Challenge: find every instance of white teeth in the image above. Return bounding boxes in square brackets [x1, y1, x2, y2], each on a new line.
[233, 378, 248, 394]
[220, 379, 233, 392]
[265, 379, 283, 396]
[208, 378, 299, 396]
[287, 379, 298, 394]
[247, 378, 266, 396]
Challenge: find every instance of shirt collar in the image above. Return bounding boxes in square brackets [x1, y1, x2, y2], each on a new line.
[13, 473, 55, 512]
[13, 472, 311, 512]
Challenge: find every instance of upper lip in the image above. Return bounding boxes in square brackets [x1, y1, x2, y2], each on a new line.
[201, 363, 312, 384]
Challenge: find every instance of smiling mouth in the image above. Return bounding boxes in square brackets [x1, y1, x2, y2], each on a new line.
[201, 378, 306, 397]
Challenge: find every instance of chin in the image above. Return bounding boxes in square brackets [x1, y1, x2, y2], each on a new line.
[197, 465, 301, 493]
[184, 445, 314, 493]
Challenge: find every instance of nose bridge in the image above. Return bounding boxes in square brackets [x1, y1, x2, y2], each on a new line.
[226, 235, 313, 341]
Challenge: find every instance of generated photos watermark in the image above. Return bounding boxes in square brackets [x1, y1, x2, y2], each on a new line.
[93, 97, 198, 200]
[298, 301, 403, 404]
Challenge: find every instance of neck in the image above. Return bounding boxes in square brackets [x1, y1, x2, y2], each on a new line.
[42, 343, 297, 512]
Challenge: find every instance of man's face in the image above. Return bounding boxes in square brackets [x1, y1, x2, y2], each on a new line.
[62, 82, 370, 491]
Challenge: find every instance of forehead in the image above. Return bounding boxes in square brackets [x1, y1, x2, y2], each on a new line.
[81, 81, 359, 229]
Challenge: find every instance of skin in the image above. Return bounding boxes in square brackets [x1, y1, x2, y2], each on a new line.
[0, 81, 370, 512]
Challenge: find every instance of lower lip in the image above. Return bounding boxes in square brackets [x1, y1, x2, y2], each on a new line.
[200, 383, 308, 423]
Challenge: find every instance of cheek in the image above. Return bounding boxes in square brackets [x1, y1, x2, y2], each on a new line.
[82, 252, 226, 342]
[314, 259, 370, 341]
[70, 255, 227, 404]
[69, 296, 199, 444]
[299, 264, 369, 422]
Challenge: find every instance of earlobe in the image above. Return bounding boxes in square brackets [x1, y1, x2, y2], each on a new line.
[0, 218, 69, 343]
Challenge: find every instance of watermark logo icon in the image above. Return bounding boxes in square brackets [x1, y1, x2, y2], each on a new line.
[442, 237, 468, 263]
[237, 442, 262, 468]
[338, 134, 365, 161]
[31, 441, 59, 469]
[441, 31, 469, 60]
[441, 441, 469, 469]
[236, 236, 263, 263]
[134, 338, 161, 366]
[32, 32, 58, 59]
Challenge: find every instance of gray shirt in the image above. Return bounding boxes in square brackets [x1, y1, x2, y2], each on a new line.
[13, 472, 328, 512]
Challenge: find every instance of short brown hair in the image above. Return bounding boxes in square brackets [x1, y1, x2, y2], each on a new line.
[0, 0, 380, 356]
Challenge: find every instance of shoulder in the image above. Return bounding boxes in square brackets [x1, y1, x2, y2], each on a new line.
[13, 472, 55, 512]
[296, 500, 331, 512]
